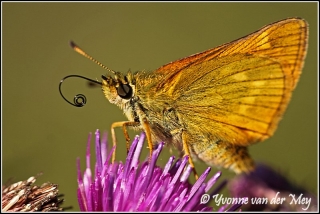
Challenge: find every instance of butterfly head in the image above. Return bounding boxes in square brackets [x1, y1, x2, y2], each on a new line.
[101, 71, 136, 108]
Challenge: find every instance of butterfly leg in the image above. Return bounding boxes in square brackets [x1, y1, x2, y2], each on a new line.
[111, 121, 139, 163]
[135, 103, 154, 160]
[141, 118, 154, 160]
[182, 131, 199, 180]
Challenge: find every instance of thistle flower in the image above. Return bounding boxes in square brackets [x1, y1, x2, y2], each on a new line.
[77, 130, 240, 211]
[2, 175, 64, 211]
[228, 163, 318, 211]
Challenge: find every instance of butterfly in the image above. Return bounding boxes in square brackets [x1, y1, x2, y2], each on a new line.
[60, 17, 308, 175]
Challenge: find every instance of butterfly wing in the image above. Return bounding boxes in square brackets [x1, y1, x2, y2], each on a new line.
[153, 18, 308, 146]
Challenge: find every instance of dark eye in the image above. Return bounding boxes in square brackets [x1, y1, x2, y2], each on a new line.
[117, 84, 133, 99]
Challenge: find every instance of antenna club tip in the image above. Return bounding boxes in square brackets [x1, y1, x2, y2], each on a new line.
[69, 40, 77, 49]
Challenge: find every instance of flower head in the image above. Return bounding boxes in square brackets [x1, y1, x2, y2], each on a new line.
[228, 163, 318, 211]
[77, 130, 239, 211]
[2, 175, 64, 211]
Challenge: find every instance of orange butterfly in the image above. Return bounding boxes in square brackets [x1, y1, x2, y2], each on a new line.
[61, 18, 308, 176]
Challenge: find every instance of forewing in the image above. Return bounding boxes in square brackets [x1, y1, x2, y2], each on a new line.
[155, 18, 308, 146]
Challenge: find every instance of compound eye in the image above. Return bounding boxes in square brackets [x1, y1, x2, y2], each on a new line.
[117, 84, 132, 99]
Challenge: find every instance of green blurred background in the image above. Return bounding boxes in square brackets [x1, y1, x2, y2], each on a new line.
[3, 2, 317, 211]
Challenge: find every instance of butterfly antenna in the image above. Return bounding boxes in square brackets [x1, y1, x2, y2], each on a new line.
[69, 41, 116, 75]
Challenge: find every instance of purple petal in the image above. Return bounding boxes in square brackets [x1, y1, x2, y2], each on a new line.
[76, 131, 229, 211]
[95, 130, 103, 173]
